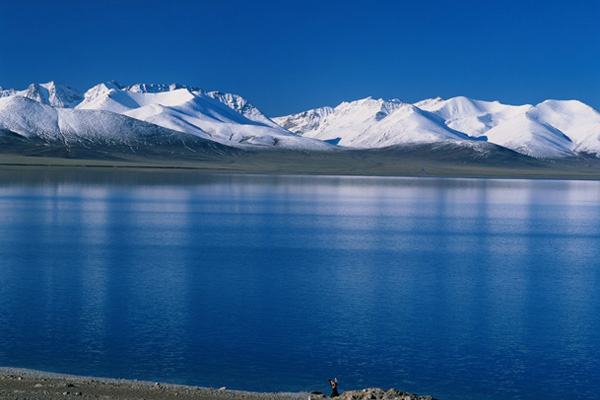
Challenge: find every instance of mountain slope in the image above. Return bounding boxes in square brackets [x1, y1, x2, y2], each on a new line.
[0, 96, 237, 157]
[275, 106, 335, 135]
[2, 80, 600, 160]
[416, 96, 600, 157]
[0, 81, 83, 108]
[274, 97, 472, 148]
[482, 113, 574, 158]
[415, 96, 529, 138]
[276, 96, 600, 158]
[77, 83, 332, 150]
[527, 100, 600, 155]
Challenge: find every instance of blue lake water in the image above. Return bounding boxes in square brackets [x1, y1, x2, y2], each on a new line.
[0, 173, 599, 400]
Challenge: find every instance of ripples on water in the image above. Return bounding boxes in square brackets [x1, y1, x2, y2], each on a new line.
[0, 171, 598, 400]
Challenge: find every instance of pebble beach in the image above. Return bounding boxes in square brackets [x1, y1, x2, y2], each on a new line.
[0, 368, 438, 400]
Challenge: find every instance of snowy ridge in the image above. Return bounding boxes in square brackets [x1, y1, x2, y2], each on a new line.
[0, 96, 179, 145]
[275, 106, 335, 134]
[75, 82, 331, 149]
[275, 96, 474, 148]
[527, 100, 600, 156]
[1, 80, 599, 159]
[0, 82, 83, 108]
[0, 96, 233, 157]
[277, 96, 600, 158]
[205, 91, 282, 129]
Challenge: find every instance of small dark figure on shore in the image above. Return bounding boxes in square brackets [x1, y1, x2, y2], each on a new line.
[329, 378, 339, 398]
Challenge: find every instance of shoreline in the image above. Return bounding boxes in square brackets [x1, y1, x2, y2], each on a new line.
[2, 160, 600, 183]
[2, 149, 600, 181]
[0, 367, 312, 400]
[0, 367, 438, 400]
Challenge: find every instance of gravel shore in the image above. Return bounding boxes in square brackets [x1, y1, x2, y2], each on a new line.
[0, 368, 438, 400]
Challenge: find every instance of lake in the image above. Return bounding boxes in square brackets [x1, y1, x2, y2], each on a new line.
[0, 171, 598, 400]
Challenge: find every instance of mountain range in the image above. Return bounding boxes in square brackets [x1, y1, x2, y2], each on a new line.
[1, 81, 600, 163]
[275, 96, 600, 159]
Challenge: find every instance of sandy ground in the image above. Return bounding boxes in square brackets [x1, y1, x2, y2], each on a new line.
[0, 368, 438, 400]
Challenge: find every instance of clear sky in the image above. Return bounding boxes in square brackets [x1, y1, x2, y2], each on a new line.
[0, 0, 598, 116]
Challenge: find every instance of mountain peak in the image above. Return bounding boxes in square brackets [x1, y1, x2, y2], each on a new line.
[2, 80, 599, 158]
[205, 90, 283, 129]
[83, 81, 123, 102]
[339, 96, 404, 108]
[123, 83, 202, 93]
[106, 80, 124, 89]
[10, 81, 84, 108]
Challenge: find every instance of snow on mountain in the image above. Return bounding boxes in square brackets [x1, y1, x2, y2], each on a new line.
[0, 95, 162, 144]
[526, 100, 600, 156]
[79, 81, 123, 104]
[415, 96, 529, 138]
[77, 83, 199, 114]
[205, 91, 283, 129]
[417, 96, 600, 157]
[125, 83, 200, 93]
[0, 96, 230, 153]
[0, 81, 83, 108]
[482, 113, 575, 158]
[2, 79, 599, 159]
[274, 106, 335, 134]
[274, 96, 472, 148]
[276, 95, 600, 158]
[77, 82, 331, 149]
[0, 87, 16, 97]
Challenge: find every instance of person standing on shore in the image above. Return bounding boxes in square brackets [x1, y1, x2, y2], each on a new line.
[329, 378, 339, 398]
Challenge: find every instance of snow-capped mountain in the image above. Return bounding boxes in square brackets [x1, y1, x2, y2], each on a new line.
[414, 96, 528, 138]
[275, 96, 600, 158]
[1, 80, 599, 160]
[0, 96, 231, 155]
[0, 82, 83, 107]
[76, 82, 331, 149]
[0, 81, 331, 150]
[415, 96, 578, 158]
[275, 106, 335, 134]
[274, 97, 474, 147]
[0, 81, 83, 108]
[527, 100, 600, 156]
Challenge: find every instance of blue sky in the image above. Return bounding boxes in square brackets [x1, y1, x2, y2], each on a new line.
[0, 0, 598, 116]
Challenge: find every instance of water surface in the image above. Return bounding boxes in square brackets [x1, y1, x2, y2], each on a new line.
[0, 172, 598, 400]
